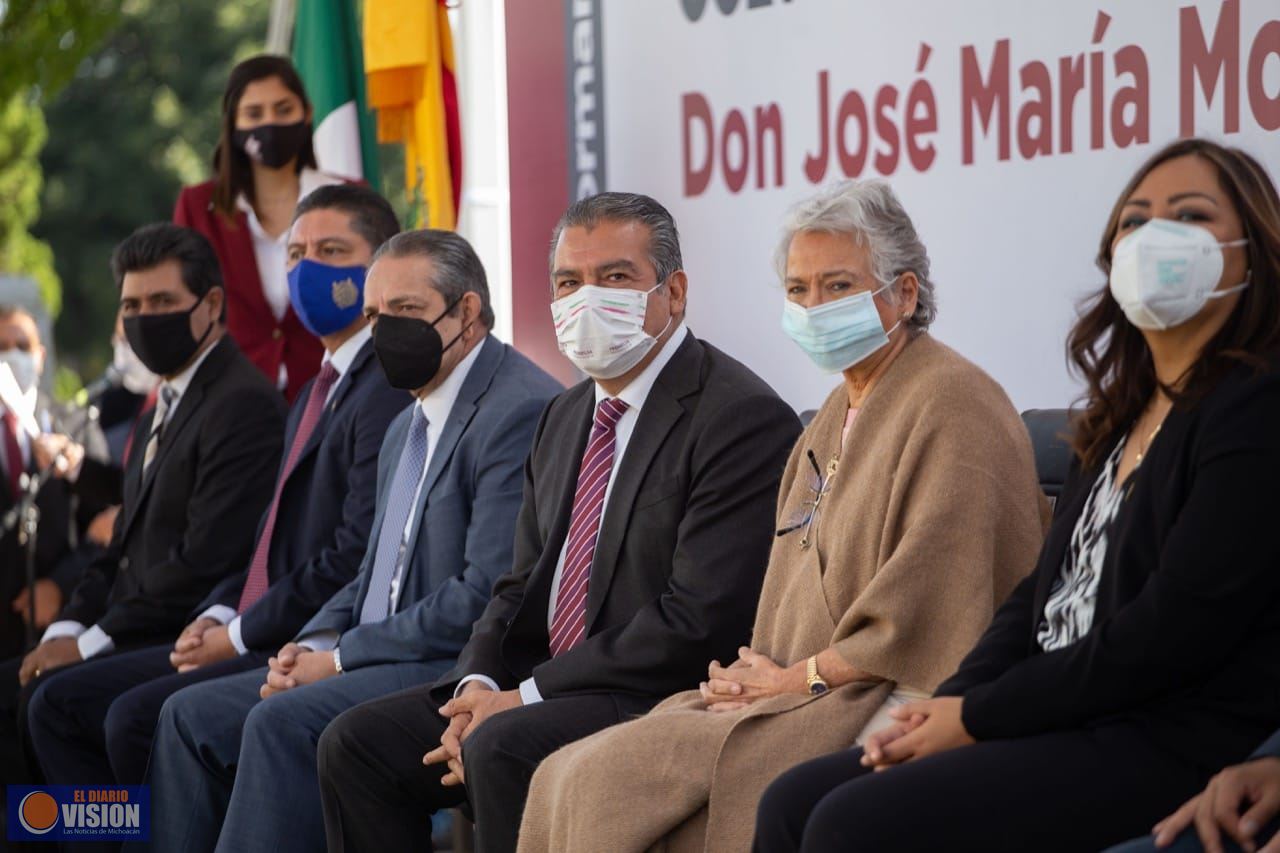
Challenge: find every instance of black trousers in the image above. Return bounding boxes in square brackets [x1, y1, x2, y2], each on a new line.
[0, 651, 78, 786]
[26, 644, 269, 784]
[753, 726, 1208, 853]
[318, 685, 654, 853]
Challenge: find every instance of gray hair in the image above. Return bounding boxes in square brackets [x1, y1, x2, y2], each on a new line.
[774, 180, 937, 330]
[548, 192, 683, 286]
[372, 229, 495, 328]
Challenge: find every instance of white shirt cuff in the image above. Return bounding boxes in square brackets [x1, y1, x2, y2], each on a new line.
[199, 605, 237, 625]
[41, 620, 86, 643]
[76, 624, 115, 659]
[455, 674, 501, 698]
[297, 630, 339, 653]
[228, 616, 248, 656]
[518, 676, 543, 705]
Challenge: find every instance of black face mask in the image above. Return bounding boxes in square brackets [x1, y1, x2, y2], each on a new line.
[122, 295, 214, 378]
[233, 120, 309, 169]
[372, 300, 468, 391]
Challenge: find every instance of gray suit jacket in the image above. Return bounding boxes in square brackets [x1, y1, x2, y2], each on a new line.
[297, 335, 562, 671]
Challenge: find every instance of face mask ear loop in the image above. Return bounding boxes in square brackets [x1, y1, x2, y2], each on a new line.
[189, 290, 216, 351]
[434, 293, 476, 355]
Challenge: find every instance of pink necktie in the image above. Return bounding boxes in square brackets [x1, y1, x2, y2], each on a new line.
[238, 362, 340, 612]
[549, 397, 629, 656]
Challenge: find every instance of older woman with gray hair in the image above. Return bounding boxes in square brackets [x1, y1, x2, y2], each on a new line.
[515, 179, 1048, 853]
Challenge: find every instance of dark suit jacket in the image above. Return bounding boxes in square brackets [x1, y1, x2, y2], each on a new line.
[434, 332, 801, 703]
[937, 354, 1280, 772]
[174, 181, 323, 402]
[299, 336, 563, 671]
[0, 395, 109, 654]
[197, 338, 410, 651]
[58, 336, 286, 642]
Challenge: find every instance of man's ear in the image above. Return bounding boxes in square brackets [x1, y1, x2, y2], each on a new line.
[206, 286, 226, 322]
[665, 270, 689, 318]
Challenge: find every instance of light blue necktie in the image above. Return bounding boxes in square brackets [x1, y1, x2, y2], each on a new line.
[359, 406, 429, 625]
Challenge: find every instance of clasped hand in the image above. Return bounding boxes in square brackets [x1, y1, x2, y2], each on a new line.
[424, 684, 523, 787]
[259, 642, 338, 698]
[170, 617, 235, 672]
[699, 647, 807, 713]
[859, 696, 974, 770]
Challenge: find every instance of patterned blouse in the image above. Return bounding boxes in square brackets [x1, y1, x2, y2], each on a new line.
[1037, 436, 1130, 652]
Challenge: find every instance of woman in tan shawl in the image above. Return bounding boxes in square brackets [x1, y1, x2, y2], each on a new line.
[515, 179, 1048, 853]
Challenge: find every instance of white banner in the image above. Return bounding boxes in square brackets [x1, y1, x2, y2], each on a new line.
[589, 0, 1280, 412]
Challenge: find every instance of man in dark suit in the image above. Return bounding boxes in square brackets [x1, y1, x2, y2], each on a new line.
[0, 304, 110, 659]
[143, 229, 562, 853]
[0, 223, 286, 787]
[25, 185, 410, 786]
[316, 192, 802, 853]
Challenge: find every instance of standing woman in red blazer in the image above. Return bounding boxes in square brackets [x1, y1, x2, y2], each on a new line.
[174, 54, 345, 401]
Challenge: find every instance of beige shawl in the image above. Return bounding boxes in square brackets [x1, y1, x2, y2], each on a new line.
[517, 334, 1049, 853]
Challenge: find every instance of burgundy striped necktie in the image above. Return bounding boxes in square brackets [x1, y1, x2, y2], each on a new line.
[237, 362, 340, 612]
[549, 397, 629, 656]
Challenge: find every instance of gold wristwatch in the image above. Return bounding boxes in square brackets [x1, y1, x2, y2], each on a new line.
[806, 655, 829, 695]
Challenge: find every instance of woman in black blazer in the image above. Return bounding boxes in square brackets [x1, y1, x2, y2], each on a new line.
[752, 137, 1280, 853]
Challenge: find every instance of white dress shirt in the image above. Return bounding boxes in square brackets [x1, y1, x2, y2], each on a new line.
[298, 337, 488, 656]
[199, 325, 373, 654]
[42, 339, 221, 660]
[459, 323, 690, 704]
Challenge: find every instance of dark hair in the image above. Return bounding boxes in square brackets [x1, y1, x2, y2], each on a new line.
[1067, 138, 1280, 468]
[111, 224, 224, 317]
[371, 230, 495, 328]
[293, 185, 401, 254]
[548, 192, 684, 284]
[211, 55, 318, 218]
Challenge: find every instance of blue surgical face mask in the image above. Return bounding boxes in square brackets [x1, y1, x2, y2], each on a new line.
[781, 281, 901, 373]
[287, 259, 367, 337]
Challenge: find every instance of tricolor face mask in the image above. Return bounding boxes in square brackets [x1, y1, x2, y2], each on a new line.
[550, 283, 671, 379]
[1108, 219, 1249, 331]
[782, 280, 901, 373]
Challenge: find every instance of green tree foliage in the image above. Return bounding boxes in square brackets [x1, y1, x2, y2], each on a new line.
[0, 92, 60, 314]
[34, 0, 269, 378]
[0, 0, 125, 103]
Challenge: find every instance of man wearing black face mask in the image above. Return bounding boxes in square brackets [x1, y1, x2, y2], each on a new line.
[24, 185, 412, 792]
[143, 229, 562, 853]
[0, 223, 286, 789]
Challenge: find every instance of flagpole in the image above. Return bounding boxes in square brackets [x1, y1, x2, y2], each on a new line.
[266, 0, 296, 53]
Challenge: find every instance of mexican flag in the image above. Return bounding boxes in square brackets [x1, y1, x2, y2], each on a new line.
[293, 0, 380, 184]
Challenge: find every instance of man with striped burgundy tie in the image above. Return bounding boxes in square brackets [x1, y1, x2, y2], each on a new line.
[317, 192, 802, 853]
[25, 186, 409, 789]
[142, 228, 561, 853]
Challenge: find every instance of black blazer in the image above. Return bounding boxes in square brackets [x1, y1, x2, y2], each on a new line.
[197, 338, 411, 651]
[58, 336, 286, 642]
[937, 354, 1280, 771]
[0, 395, 109, 654]
[435, 332, 801, 702]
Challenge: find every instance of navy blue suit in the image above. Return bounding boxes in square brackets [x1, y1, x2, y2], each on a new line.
[142, 336, 561, 853]
[26, 338, 409, 785]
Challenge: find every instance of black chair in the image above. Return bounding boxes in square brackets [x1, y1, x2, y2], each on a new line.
[1020, 408, 1072, 501]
